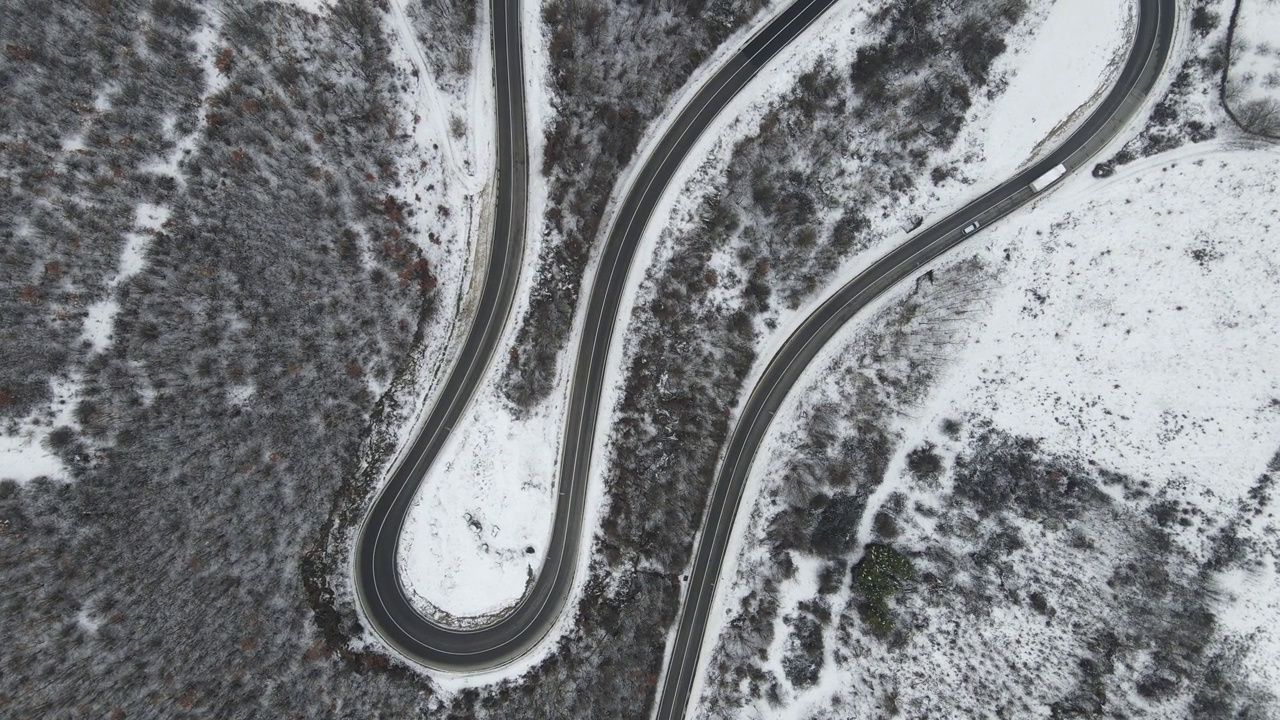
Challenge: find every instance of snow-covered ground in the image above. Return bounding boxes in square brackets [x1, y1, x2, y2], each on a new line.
[1, 198, 172, 484]
[918, 147, 1280, 494]
[948, 0, 1133, 175]
[397, 390, 562, 620]
[1228, 0, 1280, 115]
[0, 379, 76, 482]
[694, 142, 1280, 716]
[737, 0, 1136, 397]
[82, 203, 171, 352]
[394, 0, 1129, 647]
[387, 0, 489, 191]
[394, 0, 559, 623]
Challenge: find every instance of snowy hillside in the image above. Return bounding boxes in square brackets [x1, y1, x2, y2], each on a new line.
[694, 144, 1280, 718]
[396, 0, 1133, 629]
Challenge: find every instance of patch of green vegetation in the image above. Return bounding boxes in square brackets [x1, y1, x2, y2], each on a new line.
[852, 543, 916, 637]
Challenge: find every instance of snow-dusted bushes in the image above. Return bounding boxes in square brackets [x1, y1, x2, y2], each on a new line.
[499, 0, 768, 410]
[0, 0, 203, 418]
[1, 0, 455, 715]
[407, 0, 479, 92]
[1223, 0, 1280, 138]
[700, 261, 992, 718]
[677, 0, 1025, 315]
[1096, 0, 1228, 175]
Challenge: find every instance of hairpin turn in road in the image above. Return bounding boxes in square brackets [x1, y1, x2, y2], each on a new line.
[354, 1, 1175, 716]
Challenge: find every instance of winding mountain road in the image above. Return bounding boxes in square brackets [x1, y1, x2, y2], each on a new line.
[655, 0, 1174, 716]
[357, 0, 856, 670]
[355, 0, 528, 668]
[355, 0, 1176, 712]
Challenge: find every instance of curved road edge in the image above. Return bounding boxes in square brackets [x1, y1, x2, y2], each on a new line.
[356, 0, 850, 672]
[354, 0, 529, 668]
[654, 0, 1177, 716]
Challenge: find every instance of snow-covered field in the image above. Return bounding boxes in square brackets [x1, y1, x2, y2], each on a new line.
[0, 394, 72, 482]
[694, 143, 1280, 716]
[397, 390, 563, 620]
[920, 147, 1280, 496]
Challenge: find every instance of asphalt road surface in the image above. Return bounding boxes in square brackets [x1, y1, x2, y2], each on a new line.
[654, 0, 1175, 716]
[357, 0, 845, 670]
[355, 0, 1176, 708]
[354, 0, 528, 667]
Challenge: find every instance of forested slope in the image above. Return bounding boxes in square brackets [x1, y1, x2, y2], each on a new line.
[499, 0, 768, 408]
[0, 0, 461, 715]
